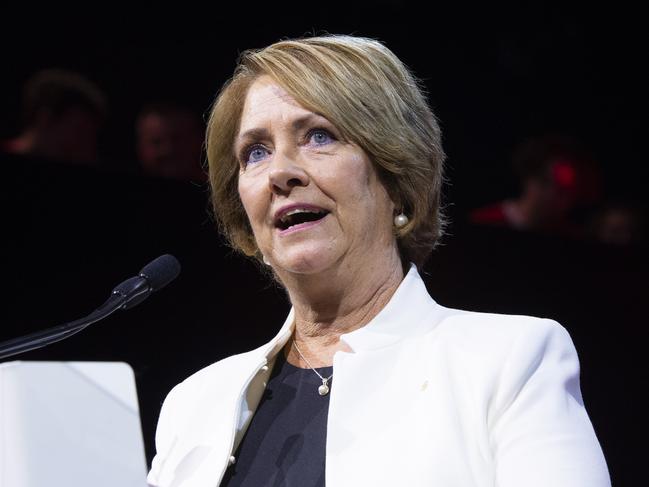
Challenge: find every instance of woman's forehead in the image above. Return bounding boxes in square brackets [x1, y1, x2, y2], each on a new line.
[237, 77, 322, 137]
[242, 77, 303, 114]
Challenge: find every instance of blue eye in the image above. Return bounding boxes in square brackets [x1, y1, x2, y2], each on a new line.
[243, 144, 269, 165]
[309, 129, 334, 146]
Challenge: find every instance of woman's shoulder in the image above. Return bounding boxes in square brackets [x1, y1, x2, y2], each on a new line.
[168, 342, 269, 400]
[152, 343, 271, 450]
[432, 306, 571, 346]
[421, 306, 578, 376]
[413, 269, 572, 353]
[420, 307, 582, 399]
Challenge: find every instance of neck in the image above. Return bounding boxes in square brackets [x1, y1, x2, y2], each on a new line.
[281, 248, 405, 367]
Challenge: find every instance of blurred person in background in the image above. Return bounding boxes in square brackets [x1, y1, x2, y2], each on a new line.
[135, 102, 206, 183]
[2, 68, 107, 165]
[588, 201, 646, 246]
[470, 134, 602, 238]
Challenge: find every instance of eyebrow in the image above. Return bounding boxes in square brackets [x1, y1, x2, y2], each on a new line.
[236, 113, 329, 146]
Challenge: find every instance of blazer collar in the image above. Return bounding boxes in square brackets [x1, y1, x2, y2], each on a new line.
[340, 264, 444, 352]
[261, 264, 444, 359]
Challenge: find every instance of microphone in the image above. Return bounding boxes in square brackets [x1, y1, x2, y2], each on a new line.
[0, 254, 181, 360]
[112, 254, 181, 310]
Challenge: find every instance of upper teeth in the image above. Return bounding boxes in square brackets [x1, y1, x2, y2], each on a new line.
[280, 208, 324, 223]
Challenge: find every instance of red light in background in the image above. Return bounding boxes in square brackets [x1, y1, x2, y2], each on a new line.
[552, 159, 577, 188]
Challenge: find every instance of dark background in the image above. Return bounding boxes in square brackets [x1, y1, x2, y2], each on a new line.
[1, 4, 646, 485]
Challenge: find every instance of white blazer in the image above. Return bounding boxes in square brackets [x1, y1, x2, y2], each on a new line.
[147, 266, 610, 487]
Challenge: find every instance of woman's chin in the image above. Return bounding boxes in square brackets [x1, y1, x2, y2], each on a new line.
[272, 246, 339, 276]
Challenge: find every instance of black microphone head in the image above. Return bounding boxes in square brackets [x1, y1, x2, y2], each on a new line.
[139, 254, 181, 291]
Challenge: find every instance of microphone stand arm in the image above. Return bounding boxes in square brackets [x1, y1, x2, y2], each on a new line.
[0, 280, 150, 361]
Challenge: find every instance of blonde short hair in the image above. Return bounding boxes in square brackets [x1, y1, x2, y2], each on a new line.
[206, 35, 445, 268]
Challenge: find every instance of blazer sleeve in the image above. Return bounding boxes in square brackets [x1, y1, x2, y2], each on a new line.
[490, 319, 611, 487]
[146, 380, 191, 487]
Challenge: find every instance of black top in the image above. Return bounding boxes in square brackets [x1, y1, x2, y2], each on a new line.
[221, 352, 333, 487]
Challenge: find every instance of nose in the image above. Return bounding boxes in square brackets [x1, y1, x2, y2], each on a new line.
[268, 153, 309, 195]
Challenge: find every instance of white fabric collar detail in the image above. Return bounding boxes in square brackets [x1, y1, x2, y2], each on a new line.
[339, 264, 443, 352]
[260, 264, 444, 359]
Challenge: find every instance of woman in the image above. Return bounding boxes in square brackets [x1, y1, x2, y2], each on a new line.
[147, 35, 609, 487]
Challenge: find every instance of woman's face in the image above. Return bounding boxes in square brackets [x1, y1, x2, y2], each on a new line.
[236, 76, 397, 277]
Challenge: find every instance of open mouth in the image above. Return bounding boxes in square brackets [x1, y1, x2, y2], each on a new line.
[275, 208, 329, 231]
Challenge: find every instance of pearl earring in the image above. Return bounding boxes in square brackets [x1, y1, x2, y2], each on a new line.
[262, 255, 270, 265]
[394, 213, 409, 228]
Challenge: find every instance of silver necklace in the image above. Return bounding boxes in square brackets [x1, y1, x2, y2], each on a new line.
[292, 341, 333, 396]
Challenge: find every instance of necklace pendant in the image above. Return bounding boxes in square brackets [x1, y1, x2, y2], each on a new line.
[318, 379, 330, 396]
